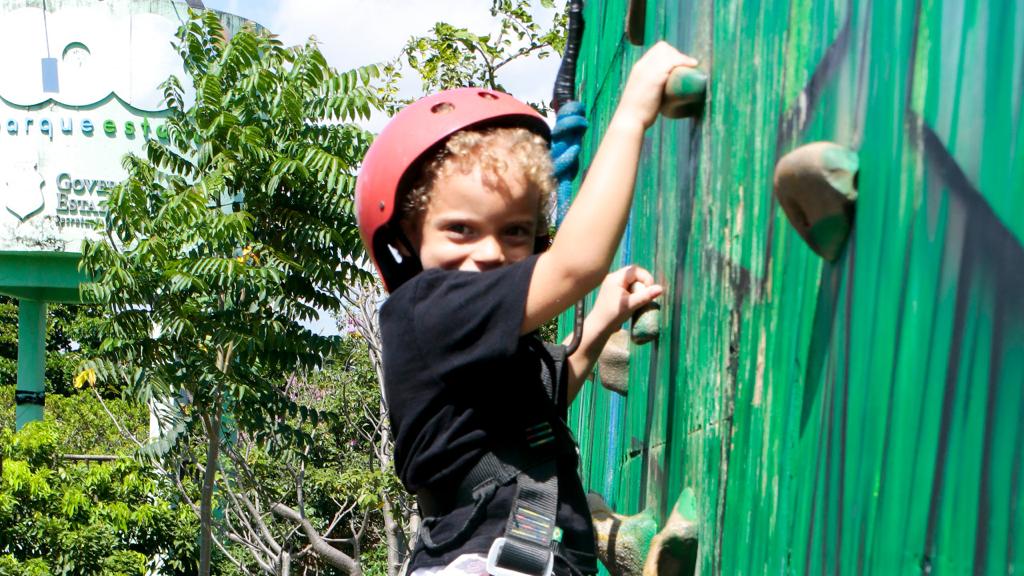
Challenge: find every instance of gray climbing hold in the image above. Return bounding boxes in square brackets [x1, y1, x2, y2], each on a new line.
[773, 142, 859, 261]
[598, 329, 631, 395]
[631, 301, 661, 344]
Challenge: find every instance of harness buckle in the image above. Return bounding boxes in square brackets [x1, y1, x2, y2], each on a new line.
[486, 537, 554, 576]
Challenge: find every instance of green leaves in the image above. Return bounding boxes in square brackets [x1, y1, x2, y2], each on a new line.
[385, 0, 568, 114]
[73, 14, 390, 571]
[80, 12, 384, 429]
[0, 422, 186, 574]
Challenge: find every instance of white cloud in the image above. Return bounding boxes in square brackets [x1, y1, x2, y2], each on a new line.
[269, 1, 494, 70]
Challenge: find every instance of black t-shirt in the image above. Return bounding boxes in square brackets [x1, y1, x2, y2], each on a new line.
[380, 256, 597, 575]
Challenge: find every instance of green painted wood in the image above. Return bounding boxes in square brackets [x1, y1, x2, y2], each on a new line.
[561, 0, 1024, 573]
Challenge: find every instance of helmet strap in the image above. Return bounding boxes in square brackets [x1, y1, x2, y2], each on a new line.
[389, 226, 423, 282]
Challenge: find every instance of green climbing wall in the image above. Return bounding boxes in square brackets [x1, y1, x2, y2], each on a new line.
[561, 0, 1024, 573]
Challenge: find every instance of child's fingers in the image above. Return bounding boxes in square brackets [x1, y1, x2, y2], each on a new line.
[647, 40, 698, 67]
[619, 265, 656, 288]
[627, 282, 663, 310]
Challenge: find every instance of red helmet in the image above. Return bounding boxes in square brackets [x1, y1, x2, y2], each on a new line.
[355, 88, 550, 292]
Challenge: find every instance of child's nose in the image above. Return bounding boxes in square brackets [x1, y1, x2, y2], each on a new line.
[472, 236, 506, 269]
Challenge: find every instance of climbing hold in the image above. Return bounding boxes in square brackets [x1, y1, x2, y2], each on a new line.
[587, 493, 658, 576]
[773, 142, 859, 261]
[598, 329, 631, 395]
[630, 282, 661, 344]
[660, 67, 708, 119]
[625, 0, 646, 45]
[641, 488, 699, 576]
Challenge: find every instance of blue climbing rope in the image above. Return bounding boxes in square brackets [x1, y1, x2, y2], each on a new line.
[550, 101, 588, 227]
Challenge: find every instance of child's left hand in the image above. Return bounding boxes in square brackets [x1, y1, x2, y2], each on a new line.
[590, 265, 664, 335]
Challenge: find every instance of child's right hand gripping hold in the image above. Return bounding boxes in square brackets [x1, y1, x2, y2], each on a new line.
[524, 42, 696, 335]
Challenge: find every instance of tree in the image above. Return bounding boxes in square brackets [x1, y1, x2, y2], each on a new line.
[382, 0, 566, 114]
[0, 420, 199, 575]
[78, 11, 381, 574]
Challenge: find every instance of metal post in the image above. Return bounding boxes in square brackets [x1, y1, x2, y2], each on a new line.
[15, 299, 46, 431]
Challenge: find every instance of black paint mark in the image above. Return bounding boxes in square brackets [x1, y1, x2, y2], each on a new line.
[775, 12, 854, 157]
[912, 117, 1024, 569]
[972, 296, 1006, 575]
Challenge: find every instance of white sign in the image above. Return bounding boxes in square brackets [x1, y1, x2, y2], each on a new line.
[0, 1, 187, 253]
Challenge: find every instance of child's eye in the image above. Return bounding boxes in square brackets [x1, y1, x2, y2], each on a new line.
[504, 226, 533, 241]
[445, 223, 473, 237]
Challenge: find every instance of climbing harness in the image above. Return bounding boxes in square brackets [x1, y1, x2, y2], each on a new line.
[415, 340, 575, 576]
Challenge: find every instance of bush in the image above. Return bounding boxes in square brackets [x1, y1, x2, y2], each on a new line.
[0, 422, 199, 575]
[0, 386, 146, 456]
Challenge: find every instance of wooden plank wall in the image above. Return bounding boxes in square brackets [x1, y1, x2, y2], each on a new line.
[561, 0, 1024, 573]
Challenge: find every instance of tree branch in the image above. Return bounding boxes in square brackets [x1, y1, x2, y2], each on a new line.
[272, 503, 362, 576]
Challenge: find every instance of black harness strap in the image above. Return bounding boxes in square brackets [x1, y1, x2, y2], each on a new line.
[416, 341, 569, 576]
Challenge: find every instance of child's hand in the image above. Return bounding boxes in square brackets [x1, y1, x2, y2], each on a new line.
[614, 42, 698, 131]
[590, 265, 664, 335]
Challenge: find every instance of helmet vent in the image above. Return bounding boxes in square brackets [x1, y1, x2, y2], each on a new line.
[478, 91, 499, 100]
[431, 102, 455, 114]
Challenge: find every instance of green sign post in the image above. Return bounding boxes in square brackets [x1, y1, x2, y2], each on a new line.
[15, 300, 46, 430]
[0, 251, 88, 430]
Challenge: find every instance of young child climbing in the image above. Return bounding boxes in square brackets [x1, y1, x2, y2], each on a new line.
[355, 42, 696, 576]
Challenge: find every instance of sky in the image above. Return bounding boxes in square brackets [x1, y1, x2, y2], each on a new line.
[202, 0, 562, 131]
[199, 1, 564, 334]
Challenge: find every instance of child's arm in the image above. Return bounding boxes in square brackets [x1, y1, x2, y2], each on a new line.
[522, 42, 696, 334]
[563, 265, 663, 403]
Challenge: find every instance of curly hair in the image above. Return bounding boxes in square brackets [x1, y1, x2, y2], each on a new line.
[400, 126, 555, 230]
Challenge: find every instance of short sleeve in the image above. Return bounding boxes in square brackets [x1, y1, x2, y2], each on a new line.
[410, 256, 538, 383]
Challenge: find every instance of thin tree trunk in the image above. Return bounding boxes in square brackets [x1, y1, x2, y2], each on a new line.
[199, 409, 222, 575]
[382, 498, 404, 576]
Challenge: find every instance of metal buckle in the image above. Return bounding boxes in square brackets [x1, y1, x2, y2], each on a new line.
[485, 537, 554, 576]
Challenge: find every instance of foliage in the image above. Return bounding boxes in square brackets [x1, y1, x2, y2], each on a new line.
[77, 10, 383, 574]
[382, 0, 567, 114]
[0, 422, 200, 575]
[117, 328, 403, 575]
[0, 386, 146, 456]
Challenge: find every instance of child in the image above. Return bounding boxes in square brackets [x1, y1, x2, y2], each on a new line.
[355, 42, 696, 576]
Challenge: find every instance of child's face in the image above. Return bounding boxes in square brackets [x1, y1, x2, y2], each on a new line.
[404, 164, 540, 273]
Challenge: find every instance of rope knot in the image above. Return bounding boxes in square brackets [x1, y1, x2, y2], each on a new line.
[550, 101, 588, 227]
